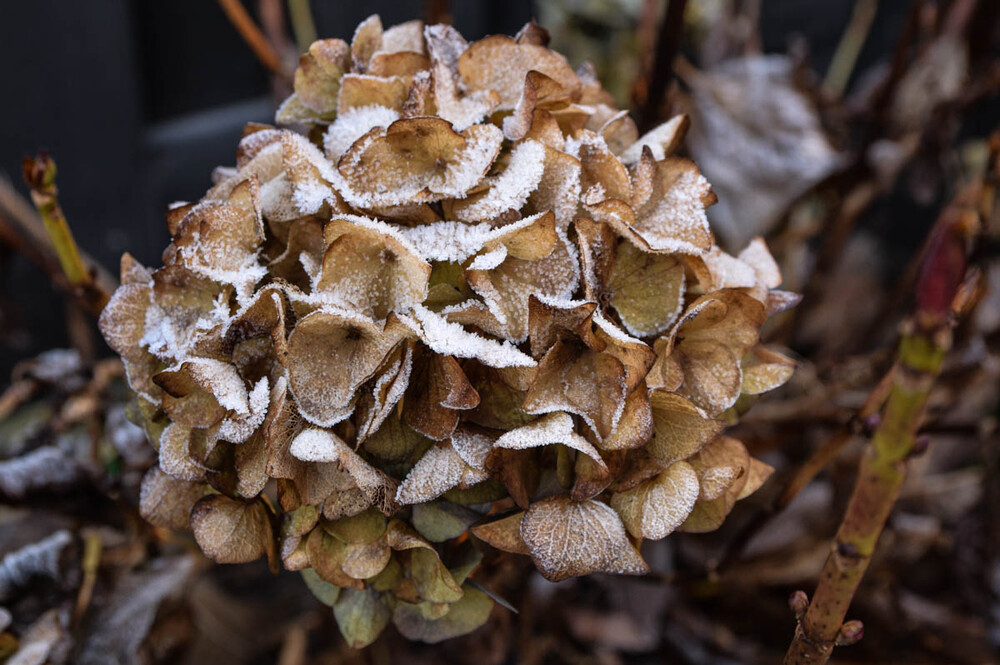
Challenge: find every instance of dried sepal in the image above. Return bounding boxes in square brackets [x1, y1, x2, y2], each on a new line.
[650, 289, 766, 414]
[396, 441, 489, 505]
[609, 461, 700, 540]
[524, 338, 628, 441]
[280, 38, 350, 123]
[457, 35, 580, 110]
[679, 436, 751, 533]
[286, 309, 413, 426]
[139, 465, 206, 530]
[190, 494, 276, 565]
[333, 587, 393, 649]
[741, 346, 796, 395]
[338, 118, 502, 207]
[393, 583, 493, 643]
[316, 216, 431, 319]
[424, 24, 500, 130]
[646, 390, 724, 464]
[494, 412, 606, 469]
[402, 349, 479, 441]
[290, 428, 399, 514]
[520, 495, 648, 581]
[586, 150, 715, 256]
[470, 511, 529, 554]
[606, 241, 685, 337]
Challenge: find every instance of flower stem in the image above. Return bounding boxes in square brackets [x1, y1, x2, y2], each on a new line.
[22, 153, 109, 313]
[783, 148, 995, 663]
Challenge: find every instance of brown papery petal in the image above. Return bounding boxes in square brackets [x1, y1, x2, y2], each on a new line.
[317, 217, 431, 320]
[337, 74, 411, 113]
[680, 436, 752, 533]
[573, 217, 617, 303]
[527, 295, 599, 359]
[286, 309, 413, 426]
[610, 460, 699, 539]
[457, 35, 581, 109]
[607, 241, 685, 337]
[470, 511, 530, 555]
[350, 15, 383, 73]
[338, 118, 502, 207]
[293, 39, 350, 115]
[520, 495, 648, 581]
[403, 349, 479, 441]
[191, 495, 276, 564]
[646, 390, 724, 464]
[524, 340, 627, 441]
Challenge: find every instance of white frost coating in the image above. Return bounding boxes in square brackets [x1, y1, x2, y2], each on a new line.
[356, 346, 413, 442]
[531, 293, 595, 310]
[397, 211, 550, 263]
[323, 105, 400, 161]
[159, 358, 250, 414]
[410, 305, 536, 368]
[495, 412, 606, 468]
[737, 237, 782, 288]
[290, 428, 341, 462]
[217, 377, 270, 443]
[701, 247, 759, 290]
[395, 442, 487, 504]
[280, 132, 343, 212]
[629, 169, 714, 256]
[592, 310, 644, 347]
[620, 115, 687, 164]
[467, 246, 507, 271]
[454, 140, 547, 222]
[449, 427, 495, 470]
[564, 130, 611, 160]
[289, 428, 397, 512]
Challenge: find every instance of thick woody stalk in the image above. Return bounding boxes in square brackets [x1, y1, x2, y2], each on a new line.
[783, 191, 979, 663]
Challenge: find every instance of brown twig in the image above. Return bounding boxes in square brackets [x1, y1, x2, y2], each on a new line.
[824, 0, 879, 99]
[783, 150, 992, 664]
[636, 0, 689, 133]
[0, 171, 114, 316]
[21, 153, 111, 315]
[425, 0, 451, 25]
[216, 0, 292, 79]
[286, 0, 317, 52]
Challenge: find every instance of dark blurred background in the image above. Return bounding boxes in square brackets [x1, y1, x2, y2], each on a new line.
[0, 0, 979, 377]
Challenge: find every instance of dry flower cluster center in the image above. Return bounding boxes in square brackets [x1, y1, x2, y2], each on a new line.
[99, 15, 798, 646]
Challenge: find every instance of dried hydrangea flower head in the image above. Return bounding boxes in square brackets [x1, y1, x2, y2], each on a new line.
[99, 16, 798, 646]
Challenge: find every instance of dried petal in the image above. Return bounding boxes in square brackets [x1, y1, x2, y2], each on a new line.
[190, 495, 275, 564]
[520, 495, 648, 581]
[609, 461, 699, 539]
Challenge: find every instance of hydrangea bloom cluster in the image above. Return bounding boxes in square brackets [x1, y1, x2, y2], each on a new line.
[99, 16, 798, 646]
